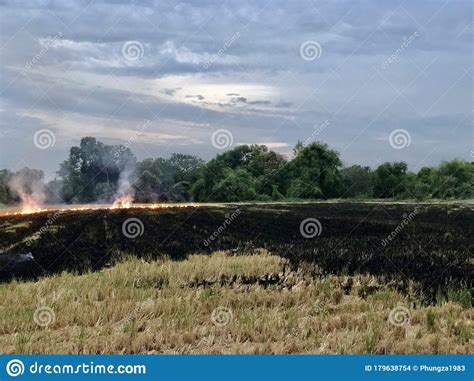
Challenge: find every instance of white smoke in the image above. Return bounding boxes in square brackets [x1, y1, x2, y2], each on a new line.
[112, 164, 136, 207]
[8, 169, 47, 212]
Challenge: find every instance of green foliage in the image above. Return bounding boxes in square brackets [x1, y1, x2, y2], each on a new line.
[212, 168, 257, 202]
[1, 137, 472, 205]
[0, 169, 12, 204]
[192, 145, 285, 202]
[340, 165, 373, 198]
[373, 162, 408, 198]
[430, 160, 473, 199]
[58, 137, 136, 203]
[285, 142, 342, 199]
[133, 154, 203, 201]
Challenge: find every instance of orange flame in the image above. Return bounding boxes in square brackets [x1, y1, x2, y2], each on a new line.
[0, 202, 200, 217]
[111, 195, 133, 209]
[18, 193, 45, 214]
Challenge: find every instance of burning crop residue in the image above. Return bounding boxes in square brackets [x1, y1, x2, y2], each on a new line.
[111, 195, 133, 209]
[7, 169, 47, 214]
[0, 202, 200, 217]
[0, 161, 201, 216]
[111, 163, 135, 209]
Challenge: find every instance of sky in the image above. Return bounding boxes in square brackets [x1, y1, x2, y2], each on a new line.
[0, 0, 472, 179]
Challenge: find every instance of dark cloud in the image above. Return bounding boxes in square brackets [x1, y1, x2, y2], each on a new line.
[0, 0, 471, 177]
[185, 94, 206, 101]
[162, 88, 181, 96]
[248, 100, 271, 106]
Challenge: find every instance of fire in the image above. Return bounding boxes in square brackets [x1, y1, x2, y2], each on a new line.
[111, 195, 133, 209]
[0, 202, 200, 217]
[18, 193, 46, 214]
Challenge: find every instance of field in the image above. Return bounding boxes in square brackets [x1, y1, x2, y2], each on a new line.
[0, 202, 472, 354]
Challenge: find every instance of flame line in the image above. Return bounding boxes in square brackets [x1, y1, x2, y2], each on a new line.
[0, 203, 200, 217]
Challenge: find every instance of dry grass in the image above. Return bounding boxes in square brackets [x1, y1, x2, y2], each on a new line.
[0, 251, 472, 354]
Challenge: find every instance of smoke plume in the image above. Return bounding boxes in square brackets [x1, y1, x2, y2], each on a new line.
[112, 163, 136, 207]
[8, 168, 47, 212]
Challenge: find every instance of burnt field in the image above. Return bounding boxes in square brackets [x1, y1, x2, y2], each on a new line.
[0, 202, 472, 299]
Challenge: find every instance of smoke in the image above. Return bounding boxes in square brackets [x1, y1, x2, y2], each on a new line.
[112, 163, 136, 207]
[8, 168, 46, 211]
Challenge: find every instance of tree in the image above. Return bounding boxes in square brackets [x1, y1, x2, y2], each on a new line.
[133, 154, 203, 202]
[214, 145, 286, 195]
[430, 160, 473, 199]
[0, 169, 12, 205]
[372, 162, 408, 198]
[168, 153, 204, 183]
[166, 153, 204, 200]
[58, 146, 82, 203]
[340, 165, 373, 198]
[133, 158, 171, 202]
[191, 145, 286, 201]
[191, 158, 227, 201]
[211, 168, 257, 202]
[285, 142, 342, 199]
[58, 137, 136, 203]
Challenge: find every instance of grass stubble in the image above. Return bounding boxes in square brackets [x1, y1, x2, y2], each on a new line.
[0, 250, 472, 354]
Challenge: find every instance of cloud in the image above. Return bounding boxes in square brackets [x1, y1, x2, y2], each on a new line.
[0, 0, 471, 177]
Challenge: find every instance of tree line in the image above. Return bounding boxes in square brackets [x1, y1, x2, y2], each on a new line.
[0, 136, 472, 206]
